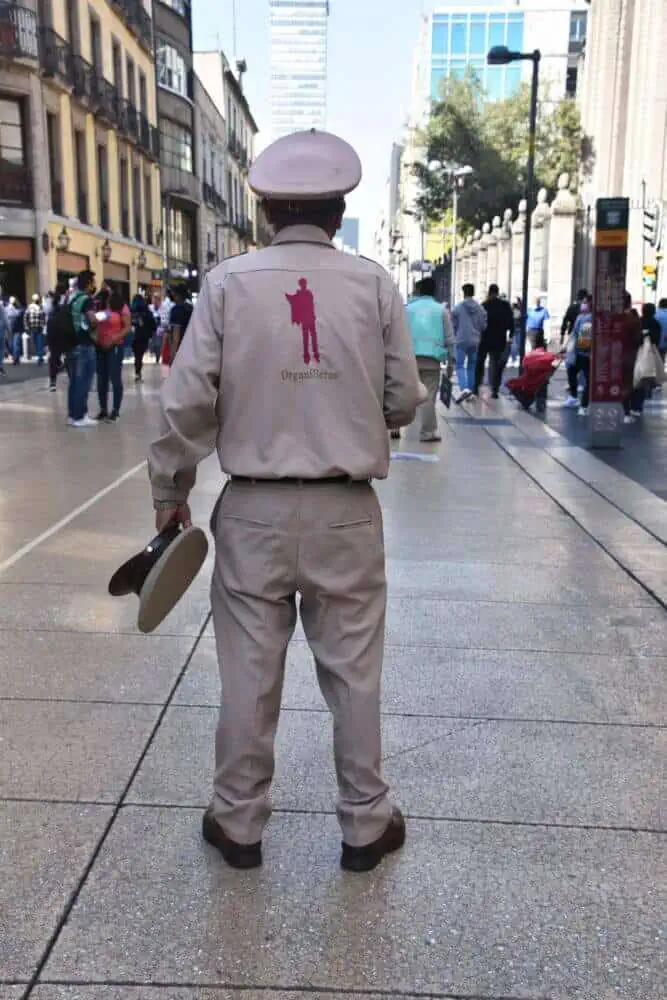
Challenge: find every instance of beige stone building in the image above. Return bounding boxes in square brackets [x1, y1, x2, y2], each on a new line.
[0, 0, 163, 302]
[577, 0, 667, 301]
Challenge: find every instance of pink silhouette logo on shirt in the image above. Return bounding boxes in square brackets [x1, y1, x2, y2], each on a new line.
[285, 278, 320, 365]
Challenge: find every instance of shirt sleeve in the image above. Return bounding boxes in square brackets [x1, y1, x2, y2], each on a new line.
[148, 275, 224, 505]
[381, 278, 427, 428]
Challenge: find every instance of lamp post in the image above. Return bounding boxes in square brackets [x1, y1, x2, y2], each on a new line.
[487, 45, 541, 367]
[428, 161, 473, 306]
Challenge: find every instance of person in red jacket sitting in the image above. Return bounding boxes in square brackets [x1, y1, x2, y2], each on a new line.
[519, 331, 558, 412]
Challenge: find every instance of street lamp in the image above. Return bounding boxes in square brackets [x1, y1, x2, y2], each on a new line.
[428, 161, 473, 306]
[488, 45, 541, 367]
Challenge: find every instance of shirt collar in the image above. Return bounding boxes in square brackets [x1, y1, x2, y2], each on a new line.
[271, 224, 334, 248]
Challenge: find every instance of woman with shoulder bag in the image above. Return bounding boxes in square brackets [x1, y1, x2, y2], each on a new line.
[95, 284, 131, 422]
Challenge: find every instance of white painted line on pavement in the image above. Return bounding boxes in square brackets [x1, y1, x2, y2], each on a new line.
[0, 460, 147, 576]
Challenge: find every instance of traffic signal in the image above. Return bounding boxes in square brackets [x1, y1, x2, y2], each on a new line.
[642, 264, 657, 289]
[643, 204, 662, 248]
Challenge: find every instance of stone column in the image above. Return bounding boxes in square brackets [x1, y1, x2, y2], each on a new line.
[511, 200, 527, 307]
[470, 229, 481, 294]
[458, 243, 468, 293]
[477, 223, 490, 295]
[498, 208, 513, 299]
[529, 188, 550, 306]
[547, 173, 577, 346]
[487, 216, 501, 289]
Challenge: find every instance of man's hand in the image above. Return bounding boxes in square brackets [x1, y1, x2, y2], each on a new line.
[155, 503, 192, 533]
[446, 360, 454, 379]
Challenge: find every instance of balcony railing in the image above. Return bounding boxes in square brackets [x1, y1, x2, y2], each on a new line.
[120, 99, 140, 142]
[40, 27, 74, 85]
[234, 217, 254, 243]
[0, 2, 39, 60]
[109, 0, 152, 51]
[161, 164, 199, 204]
[0, 159, 32, 206]
[72, 54, 94, 102]
[202, 180, 226, 217]
[53, 49, 158, 162]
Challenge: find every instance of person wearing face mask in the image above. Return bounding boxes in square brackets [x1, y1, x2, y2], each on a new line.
[571, 296, 593, 416]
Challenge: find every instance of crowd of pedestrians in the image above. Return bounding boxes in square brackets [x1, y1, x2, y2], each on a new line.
[390, 278, 667, 442]
[0, 271, 193, 427]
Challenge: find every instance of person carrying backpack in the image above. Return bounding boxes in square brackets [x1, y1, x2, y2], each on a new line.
[67, 269, 99, 427]
[131, 289, 156, 383]
[165, 282, 193, 366]
[46, 283, 71, 391]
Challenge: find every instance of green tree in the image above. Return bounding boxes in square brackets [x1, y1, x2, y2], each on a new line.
[415, 73, 591, 233]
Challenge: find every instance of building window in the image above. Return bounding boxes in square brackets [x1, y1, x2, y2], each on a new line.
[89, 9, 102, 70]
[46, 112, 62, 214]
[167, 206, 193, 266]
[566, 67, 578, 97]
[144, 173, 153, 244]
[570, 11, 587, 43]
[451, 15, 467, 55]
[159, 118, 193, 173]
[73, 129, 88, 224]
[67, 0, 79, 52]
[126, 55, 136, 106]
[133, 163, 142, 240]
[97, 143, 109, 230]
[112, 38, 122, 94]
[139, 70, 147, 117]
[159, 0, 189, 17]
[156, 40, 188, 98]
[469, 16, 485, 55]
[119, 155, 129, 236]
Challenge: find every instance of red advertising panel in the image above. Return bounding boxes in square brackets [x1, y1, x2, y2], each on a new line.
[590, 247, 627, 405]
[589, 198, 629, 447]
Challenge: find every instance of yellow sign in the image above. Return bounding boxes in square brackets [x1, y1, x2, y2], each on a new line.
[643, 264, 657, 276]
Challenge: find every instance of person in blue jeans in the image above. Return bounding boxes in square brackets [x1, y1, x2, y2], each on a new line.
[67, 269, 99, 428]
[451, 282, 487, 401]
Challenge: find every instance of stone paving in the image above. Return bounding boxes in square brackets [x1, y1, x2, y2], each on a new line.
[1, 366, 666, 1000]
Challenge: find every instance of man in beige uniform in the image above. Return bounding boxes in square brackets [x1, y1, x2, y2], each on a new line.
[148, 129, 425, 873]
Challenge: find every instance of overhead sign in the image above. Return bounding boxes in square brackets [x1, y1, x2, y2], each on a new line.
[589, 197, 629, 449]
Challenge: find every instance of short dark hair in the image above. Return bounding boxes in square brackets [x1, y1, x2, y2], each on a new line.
[78, 269, 95, 290]
[462, 283, 474, 297]
[416, 277, 436, 297]
[264, 197, 345, 234]
[488, 283, 499, 296]
[659, 298, 667, 309]
[577, 288, 588, 301]
[642, 302, 656, 318]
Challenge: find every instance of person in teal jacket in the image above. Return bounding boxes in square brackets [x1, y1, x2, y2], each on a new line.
[397, 276, 454, 443]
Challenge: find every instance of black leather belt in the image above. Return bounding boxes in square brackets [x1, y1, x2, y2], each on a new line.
[230, 475, 366, 486]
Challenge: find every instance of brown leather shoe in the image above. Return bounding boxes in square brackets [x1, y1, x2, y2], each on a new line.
[202, 807, 262, 869]
[340, 807, 406, 872]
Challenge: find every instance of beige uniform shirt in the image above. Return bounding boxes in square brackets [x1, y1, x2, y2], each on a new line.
[149, 224, 425, 504]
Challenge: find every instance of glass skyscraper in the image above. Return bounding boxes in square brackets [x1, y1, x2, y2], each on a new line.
[430, 8, 524, 101]
[270, 1, 329, 140]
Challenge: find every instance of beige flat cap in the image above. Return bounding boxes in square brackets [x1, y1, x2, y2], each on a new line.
[249, 129, 362, 201]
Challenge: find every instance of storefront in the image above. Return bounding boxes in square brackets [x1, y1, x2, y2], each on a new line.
[56, 251, 90, 290]
[103, 262, 131, 304]
[46, 222, 164, 303]
[0, 237, 35, 302]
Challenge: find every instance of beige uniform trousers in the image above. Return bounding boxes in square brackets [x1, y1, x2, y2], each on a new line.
[210, 478, 393, 847]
